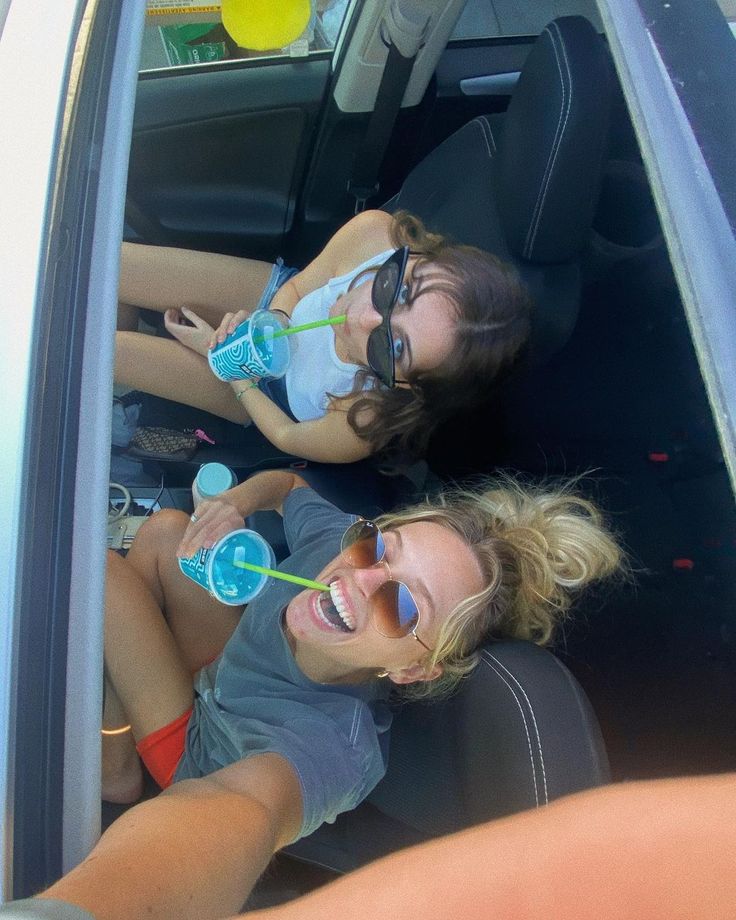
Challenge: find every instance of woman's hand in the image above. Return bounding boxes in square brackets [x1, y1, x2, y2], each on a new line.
[178, 497, 245, 558]
[164, 307, 216, 356]
[211, 309, 250, 348]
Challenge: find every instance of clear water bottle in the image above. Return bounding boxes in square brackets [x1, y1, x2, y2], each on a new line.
[192, 462, 237, 508]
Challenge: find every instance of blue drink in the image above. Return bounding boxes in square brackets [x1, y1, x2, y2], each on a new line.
[208, 309, 291, 382]
[178, 528, 275, 606]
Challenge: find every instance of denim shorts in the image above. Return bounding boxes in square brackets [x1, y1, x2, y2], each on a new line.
[254, 257, 299, 312]
[255, 258, 299, 420]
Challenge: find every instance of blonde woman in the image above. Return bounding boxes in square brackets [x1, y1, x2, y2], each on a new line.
[28, 469, 625, 920]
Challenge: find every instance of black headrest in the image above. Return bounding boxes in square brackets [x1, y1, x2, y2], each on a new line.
[497, 16, 612, 264]
[388, 116, 510, 257]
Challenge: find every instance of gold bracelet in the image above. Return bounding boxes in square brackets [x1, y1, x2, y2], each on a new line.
[101, 724, 132, 736]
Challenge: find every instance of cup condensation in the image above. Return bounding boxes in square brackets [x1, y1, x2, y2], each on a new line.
[208, 309, 290, 382]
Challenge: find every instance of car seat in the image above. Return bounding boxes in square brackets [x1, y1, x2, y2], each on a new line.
[282, 638, 609, 873]
[384, 14, 612, 366]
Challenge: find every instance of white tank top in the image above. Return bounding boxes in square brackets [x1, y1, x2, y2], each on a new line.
[284, 249, 394, 422]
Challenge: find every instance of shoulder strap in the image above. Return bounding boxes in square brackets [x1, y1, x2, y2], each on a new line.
[348, 0, 430, 213]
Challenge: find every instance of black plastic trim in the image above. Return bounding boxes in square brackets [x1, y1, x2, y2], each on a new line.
[138, 48, 332, 81]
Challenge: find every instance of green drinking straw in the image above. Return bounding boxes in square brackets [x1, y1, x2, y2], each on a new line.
[232, 559, 329, 592]
[253, 314, 346, 345]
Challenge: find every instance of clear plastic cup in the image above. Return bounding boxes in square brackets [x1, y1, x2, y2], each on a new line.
[208, 309, 291, 382]
[178, 528, 275, 606]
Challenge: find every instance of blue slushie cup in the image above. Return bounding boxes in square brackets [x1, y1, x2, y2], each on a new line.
[178, 528, 276, 606]
[208, 309, 291, 382]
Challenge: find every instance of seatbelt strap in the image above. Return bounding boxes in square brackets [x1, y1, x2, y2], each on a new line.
[348, 0, 429, 213]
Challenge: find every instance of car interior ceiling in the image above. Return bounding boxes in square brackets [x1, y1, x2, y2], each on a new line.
[109, 10, 736, 909]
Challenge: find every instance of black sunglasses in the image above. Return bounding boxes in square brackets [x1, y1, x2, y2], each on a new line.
[366, 246, 410, 388]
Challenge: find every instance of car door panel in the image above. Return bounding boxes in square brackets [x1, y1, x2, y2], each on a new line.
[127, 60, 331, 257]
[413, 41, 533, 157]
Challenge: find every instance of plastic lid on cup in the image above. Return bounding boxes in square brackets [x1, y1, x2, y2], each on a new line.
[207, 528, 276, 606]
[195, 462, 236, 499]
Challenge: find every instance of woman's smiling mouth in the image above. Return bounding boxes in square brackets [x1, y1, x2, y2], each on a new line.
[314, 581, 356, 633]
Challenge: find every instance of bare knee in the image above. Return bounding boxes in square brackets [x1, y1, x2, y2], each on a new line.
[123, 510, 189, 583]
[135, 509, 189, 555]
[106, 547, 127, 573]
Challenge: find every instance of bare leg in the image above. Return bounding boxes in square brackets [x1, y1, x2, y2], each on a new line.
[100, 548, 194, 802]
[101, 676, 144, 804]
[118, 242, 273, 330]
[101, 514, 243, 801]
[126, 510, 242, 673]
[115, 330, 251, 424]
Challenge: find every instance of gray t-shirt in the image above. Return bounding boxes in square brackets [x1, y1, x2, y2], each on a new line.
[175, 487, 392, 840]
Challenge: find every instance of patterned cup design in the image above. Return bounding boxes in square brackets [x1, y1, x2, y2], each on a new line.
[208, 309, 290, 382]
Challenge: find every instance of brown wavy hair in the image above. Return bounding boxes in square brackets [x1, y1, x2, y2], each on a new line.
[334, 211, 532, 462]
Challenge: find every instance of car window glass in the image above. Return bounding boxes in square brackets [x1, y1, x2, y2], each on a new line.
[140, 0, 352, 71]
[451, 0, 602, 39]
[719, 0, 736, 35]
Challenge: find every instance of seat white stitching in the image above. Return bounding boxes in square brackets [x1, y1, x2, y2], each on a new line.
[349, 700, 361, 745]
[485, 651, 549, 804]
[476, 115, 497, 155]
[523, 21, 573, 259]
[480, 650, 540, 806]
[467, 117, 494, 159]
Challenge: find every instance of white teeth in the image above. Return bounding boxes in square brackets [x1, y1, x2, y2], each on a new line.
[330, 582, 356, 630]
[315, 597, 340, 630]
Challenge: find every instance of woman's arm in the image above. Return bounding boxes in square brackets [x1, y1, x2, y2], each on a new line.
[178, 469, 309, 558]
[242, 773, 736, 920]
[157, 209, 394, 351]
[231, 385, 372, 464]
[38, 754, 303, 920]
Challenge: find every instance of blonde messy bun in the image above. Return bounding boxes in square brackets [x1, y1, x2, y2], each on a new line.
[377, 475, 624, 699]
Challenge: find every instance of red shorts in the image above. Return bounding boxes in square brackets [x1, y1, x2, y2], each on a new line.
[136, 707, 193, 789]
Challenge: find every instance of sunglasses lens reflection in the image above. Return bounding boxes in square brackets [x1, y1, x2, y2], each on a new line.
[366, 328, 393, 384]
[341, 520, 384, 567]
[341, 521, 419, 639]
[373, 261, 400, 314]
[372, 580, 419, 638]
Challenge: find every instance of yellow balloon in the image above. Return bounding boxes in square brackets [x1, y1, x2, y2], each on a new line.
[221, 0, 312, 51]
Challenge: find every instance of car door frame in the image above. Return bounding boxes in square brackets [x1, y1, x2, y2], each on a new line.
[0, 0, 145, 899]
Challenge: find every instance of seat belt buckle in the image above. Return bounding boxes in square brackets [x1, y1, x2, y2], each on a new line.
[347, 180, 380, 214]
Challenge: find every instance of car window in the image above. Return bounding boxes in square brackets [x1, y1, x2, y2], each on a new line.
[140, 0, 352, 71]
[720, 0, 736, 34]
[451, 0, 602, 39]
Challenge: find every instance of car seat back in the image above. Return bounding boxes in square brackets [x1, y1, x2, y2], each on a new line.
[386, 15, 613, 364]
[285, 639, 609, 872]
